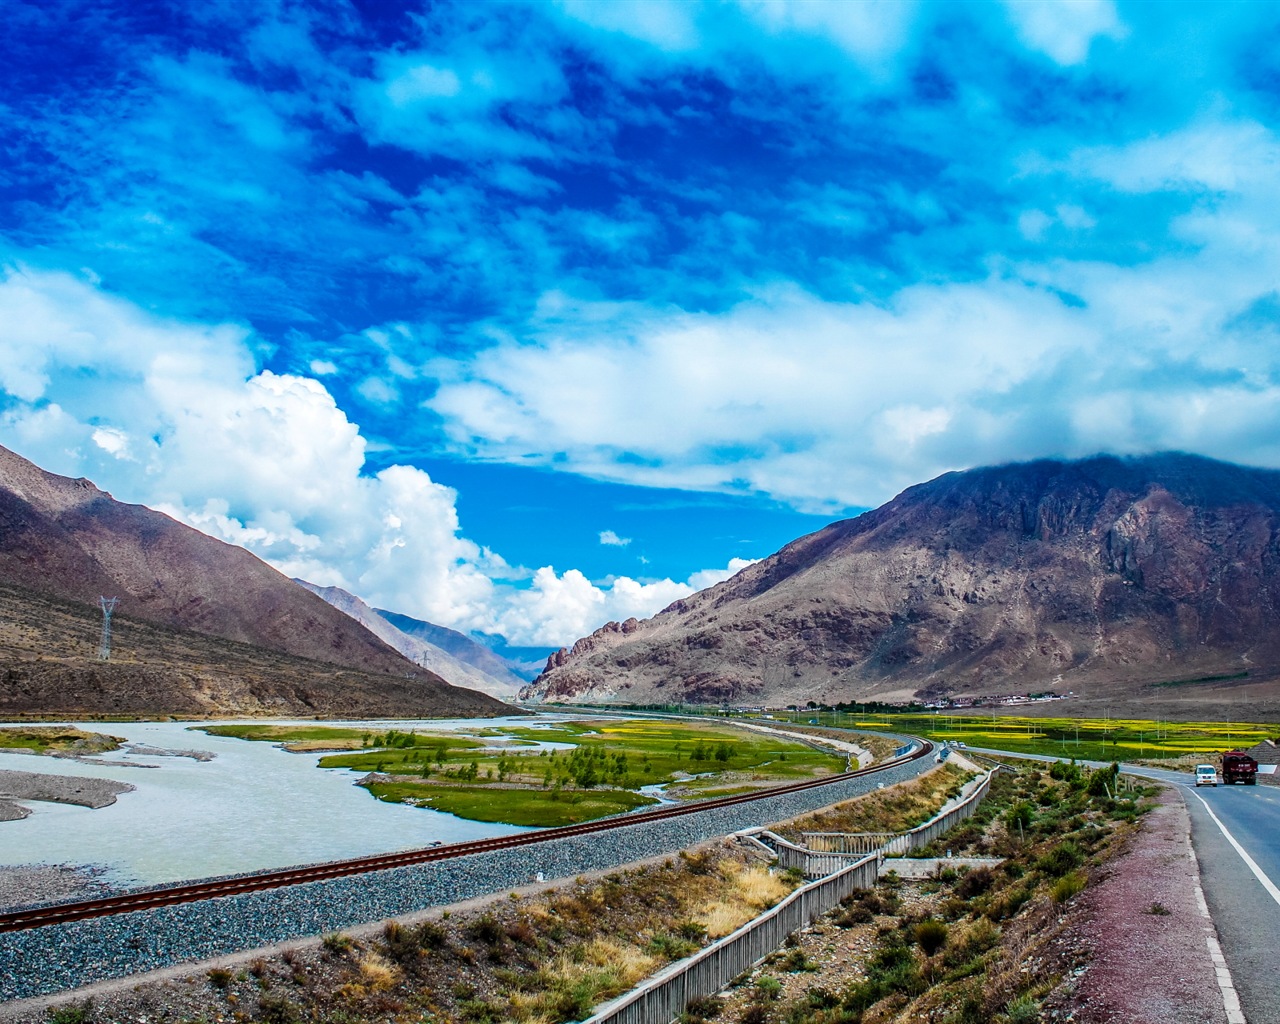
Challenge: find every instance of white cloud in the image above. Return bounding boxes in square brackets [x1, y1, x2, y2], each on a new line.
[309, 359, 338, 375]
[599, 529, 631, 546]
[1003, 0, 1125, 66]
[0, 263, 750, 648]
[420, 111, 1280, 513]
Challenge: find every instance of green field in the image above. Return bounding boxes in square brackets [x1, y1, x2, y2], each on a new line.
[806, 712, 1277, 762]
[363, 779, 657, 826]
[202, 718, 845, 827]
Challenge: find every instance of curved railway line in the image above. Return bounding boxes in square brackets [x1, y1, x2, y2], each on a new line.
[0, 738, 932, 934]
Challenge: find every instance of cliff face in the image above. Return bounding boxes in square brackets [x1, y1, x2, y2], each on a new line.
[523, 454, 1280, 706]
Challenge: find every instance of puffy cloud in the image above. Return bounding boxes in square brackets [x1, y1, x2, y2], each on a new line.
[1002, 0, 1126, 65]
[422, 107, 1280, 512]
[0, 265, 743, 647]
[494, 557, 757, 647]
[598, 529, 631, 546]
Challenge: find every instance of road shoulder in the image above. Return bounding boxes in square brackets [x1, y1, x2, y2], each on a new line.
[1050, 785, 1228, 1024]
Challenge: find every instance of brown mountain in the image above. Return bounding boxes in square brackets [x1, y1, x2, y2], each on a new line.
[524, 454, 1280, 714]
[0, 445, 507, 717]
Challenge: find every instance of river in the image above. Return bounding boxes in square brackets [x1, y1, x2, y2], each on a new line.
[0, 716, 570, 887]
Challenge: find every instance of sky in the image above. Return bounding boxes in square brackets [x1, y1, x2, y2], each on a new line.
[4, 1, 1280, 650]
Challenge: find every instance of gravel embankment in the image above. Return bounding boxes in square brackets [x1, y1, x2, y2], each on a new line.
[0, 757, 929, 1001]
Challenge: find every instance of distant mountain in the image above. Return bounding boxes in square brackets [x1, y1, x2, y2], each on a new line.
[296, 581, 523, 699]
[0, 444, 506, 717]
[373, 609, 536, 687]
[524, 454, 1280, 711]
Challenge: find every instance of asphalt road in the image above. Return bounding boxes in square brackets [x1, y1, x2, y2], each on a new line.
[970, 747, 1280, 1023]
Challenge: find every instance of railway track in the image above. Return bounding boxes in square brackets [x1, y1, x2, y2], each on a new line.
[0, 738, 932, 934]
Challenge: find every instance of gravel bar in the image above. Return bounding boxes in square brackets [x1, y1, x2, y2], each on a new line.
[0, 770, 134, 811]
[1, 756, 929, 1000]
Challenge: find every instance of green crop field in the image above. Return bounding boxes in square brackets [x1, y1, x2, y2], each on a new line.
[802, 711, 1278, 763]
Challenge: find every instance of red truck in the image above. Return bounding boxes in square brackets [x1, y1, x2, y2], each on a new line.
[1221, 751, 1259, 785]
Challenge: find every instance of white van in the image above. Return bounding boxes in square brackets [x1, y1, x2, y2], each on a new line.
[1195, 764, 1219, 787]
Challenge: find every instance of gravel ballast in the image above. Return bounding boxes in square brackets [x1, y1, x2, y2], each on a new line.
[0, 757, 929, 1001]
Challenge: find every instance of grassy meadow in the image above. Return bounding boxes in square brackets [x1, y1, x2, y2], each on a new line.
[200, 718, 845, 826]
[0, 725, 123, 754]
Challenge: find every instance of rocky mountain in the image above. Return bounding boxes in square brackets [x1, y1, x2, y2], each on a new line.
[524, 454, 1280, 711]
[0, 444, 506, 717]
[295, 581, 523, 700]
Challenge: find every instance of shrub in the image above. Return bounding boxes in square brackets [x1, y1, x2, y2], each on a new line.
[834, 902, 873, 926]
[1051, 869, 1087, 903]
[681, 994, 723, 1023]
[416, 919, 451, 949]
[466, 915, 506, 947]
[257, 994, 301, 1024]
[755, 975, 783, 1001]
[1148, 901, 1171, 916]
[458, 998, 502, 1024]
[1036, 841, 1084, 878]
[954, 867, 995, 900]
[207, 968, 233, 990]
[1006, 801, 1034, 831]
[322, 932, 353, 953]
[1003, 994, 1040, 1023]
[914, 918, 949, 956]
[676, 920, 708, 942]
[46, 1002, 92, 1024]
[648, 932, 700, 959]
[780, 948, 818, 973]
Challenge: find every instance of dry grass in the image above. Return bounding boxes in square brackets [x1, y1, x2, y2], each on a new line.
[356, 951, 400, 991]
[690, 861, 793, 938]
[780, 762, 972, 840]
[730, 862, 790, 908]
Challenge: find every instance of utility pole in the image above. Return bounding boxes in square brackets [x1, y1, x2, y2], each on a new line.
[98, 596, 119, 661]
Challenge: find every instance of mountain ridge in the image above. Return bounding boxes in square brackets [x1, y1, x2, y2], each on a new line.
[0, 444, 506, 717]
[524, 453, 1280, 711]
[294, 581, 523, 699]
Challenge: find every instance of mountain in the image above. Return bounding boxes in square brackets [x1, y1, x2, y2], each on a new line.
[0, 444, 507, 717]
[524, 454, 1280, 714]
[373, 609, 537, 686]
[295, 581, 523, 699]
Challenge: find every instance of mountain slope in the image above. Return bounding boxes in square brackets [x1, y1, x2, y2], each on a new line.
[0, 444, 413, 673]
[525, 454, 1280, 709]
[0, 445, 506, 717]
[295, 581, 522, 699]
[373, 609, 532, 688]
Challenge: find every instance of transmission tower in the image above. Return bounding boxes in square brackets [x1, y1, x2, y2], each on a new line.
[98, 596, 119, 661]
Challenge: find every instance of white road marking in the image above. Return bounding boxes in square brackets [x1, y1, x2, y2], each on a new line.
[1187, 788, 1280, 908]
[1185, 818, 1248, 1024]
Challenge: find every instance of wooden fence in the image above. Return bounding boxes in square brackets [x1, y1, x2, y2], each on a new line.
[582, 854, 879, 1024]
[583, 769, 998, 1024]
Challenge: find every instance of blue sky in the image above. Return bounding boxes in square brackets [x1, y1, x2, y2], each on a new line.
[4, 1, 1280, 648]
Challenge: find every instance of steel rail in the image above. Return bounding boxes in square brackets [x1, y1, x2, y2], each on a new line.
[0, 739, 932, 933]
